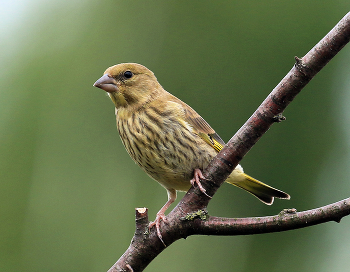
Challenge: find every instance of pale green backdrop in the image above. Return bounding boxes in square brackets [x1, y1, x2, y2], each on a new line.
[1, 1, 350, 271]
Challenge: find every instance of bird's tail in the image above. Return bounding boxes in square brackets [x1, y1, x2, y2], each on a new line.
[226, 172, 290, 205]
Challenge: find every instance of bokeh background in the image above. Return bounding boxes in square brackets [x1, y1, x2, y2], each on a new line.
[1, 1, 350, 271]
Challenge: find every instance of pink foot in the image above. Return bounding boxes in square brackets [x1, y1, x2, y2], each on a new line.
[126, 264, 134, 272]
[149, 189, 176, 247]
[149, 212, 167, 247]
[190, 169, 212, 198]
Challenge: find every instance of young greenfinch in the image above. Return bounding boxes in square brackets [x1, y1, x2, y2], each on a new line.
[94, 63, 290, 241]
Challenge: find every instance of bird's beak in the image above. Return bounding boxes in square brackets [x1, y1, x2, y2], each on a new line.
[93, 74, 119, 93]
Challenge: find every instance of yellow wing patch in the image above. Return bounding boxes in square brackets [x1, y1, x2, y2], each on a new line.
[166, 94, 226, 153]
[199, 132, 225, 152]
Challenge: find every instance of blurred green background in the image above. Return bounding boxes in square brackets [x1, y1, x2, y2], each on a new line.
[1, 1, 350, 271]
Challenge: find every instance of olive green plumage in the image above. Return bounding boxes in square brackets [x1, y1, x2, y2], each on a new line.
[94, 63, 290, 223]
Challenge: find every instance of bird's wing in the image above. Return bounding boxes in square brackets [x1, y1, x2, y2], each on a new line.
[182, 103, 225, 153]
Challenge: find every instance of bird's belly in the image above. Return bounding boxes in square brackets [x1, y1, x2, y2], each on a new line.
[136, 141, 215, 191]
[117, 114, 217, 191]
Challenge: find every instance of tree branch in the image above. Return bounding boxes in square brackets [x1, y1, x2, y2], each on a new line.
[198, 198, 350, 236]
[108, 12, 350, 272]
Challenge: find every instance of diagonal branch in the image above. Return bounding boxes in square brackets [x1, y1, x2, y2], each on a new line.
[198, 11, 350, 201]
[108, 12, 350, 272]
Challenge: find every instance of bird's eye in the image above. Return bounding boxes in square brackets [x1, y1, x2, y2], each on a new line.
[124, 71, 133, 79]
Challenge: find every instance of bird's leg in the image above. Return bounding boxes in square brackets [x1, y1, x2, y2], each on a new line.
[149, 189, 176, 247]
[190, 169, 212, 198]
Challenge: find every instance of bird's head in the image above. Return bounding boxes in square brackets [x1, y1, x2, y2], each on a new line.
[93, 63, 161, 109]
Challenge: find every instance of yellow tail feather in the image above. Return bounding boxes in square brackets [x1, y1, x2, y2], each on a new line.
[226, 172, 290, 205]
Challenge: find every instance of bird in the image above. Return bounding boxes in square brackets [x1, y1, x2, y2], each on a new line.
[93, 63, 290, 243]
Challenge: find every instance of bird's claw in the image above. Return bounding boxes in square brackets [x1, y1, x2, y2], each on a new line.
[190, 169, 212, 198]
[149, 213, 167, 247]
